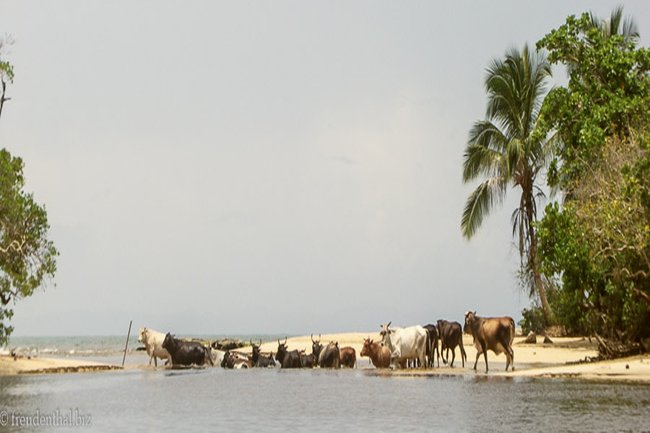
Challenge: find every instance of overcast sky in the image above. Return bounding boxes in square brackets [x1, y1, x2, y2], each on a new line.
[1, 1, 649, 336]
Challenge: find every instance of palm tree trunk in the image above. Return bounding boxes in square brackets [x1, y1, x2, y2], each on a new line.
[524, 182, 555, 325]
[529, 226, 554, 325]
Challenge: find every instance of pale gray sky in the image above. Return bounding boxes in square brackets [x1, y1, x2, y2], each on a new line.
[1, 1, 648, 336]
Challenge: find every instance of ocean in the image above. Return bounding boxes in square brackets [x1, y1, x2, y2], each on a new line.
[1, 336, 649, 432]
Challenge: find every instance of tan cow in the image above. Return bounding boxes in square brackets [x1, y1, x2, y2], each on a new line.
[463, 311, 515, 373]
[360, 338, 391, 369]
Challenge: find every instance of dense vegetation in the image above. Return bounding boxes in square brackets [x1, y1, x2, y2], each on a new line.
[536, 10, 650, 356]
[466, 8, 650, 356]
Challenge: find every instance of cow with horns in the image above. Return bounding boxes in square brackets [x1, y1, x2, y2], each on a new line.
[275, 338, 302, 369]
[379, 322, 428, 369]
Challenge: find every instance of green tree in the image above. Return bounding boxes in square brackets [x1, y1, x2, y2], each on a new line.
[0, 43, 58, 346]
[536, 9, 650, 354]
[461, 45, 556, 323]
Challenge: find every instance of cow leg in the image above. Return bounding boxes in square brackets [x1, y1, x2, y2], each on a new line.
[506, 346, 514, 371]
[473, 351, 480, 371]
[153, 356, 157, 368]
[450, 348, 455, 368]
[482, 343, 489, 373]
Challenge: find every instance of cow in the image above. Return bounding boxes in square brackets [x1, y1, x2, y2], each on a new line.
[300, 351, 317, 368]
[360, 338, 391, 369]
[437, 319, 467, 368]
[318, 341, 341, 368]
[339, 346, 356, 368]
[211, 348, 226, 366]
[275, 338, 302, 369]
[138, 327, 171, 367]
[162, 333, 213, 367]
[296, 334, 322, 368]
[463, 311, 515, 373]
[422, 324, 440, 368]
[221, 350, 253, 369]
[250, 340, 276, 368]
[379, 322, 428, 369]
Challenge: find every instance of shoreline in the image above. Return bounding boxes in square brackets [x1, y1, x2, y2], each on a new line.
[2, 332, 649, 382]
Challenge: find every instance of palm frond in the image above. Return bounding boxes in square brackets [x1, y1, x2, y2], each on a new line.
[461, 177, 506, 239]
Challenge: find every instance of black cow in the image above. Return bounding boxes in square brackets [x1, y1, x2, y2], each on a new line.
[318, 341, 341, 368]
[275, 338, 302, 369]
[298, 334, 322, 368]
[299, 351, 317, 368]
[162, 333, 213, 367]
[423, 324, 440, 368]
[437, 319, 467, 368]
[250, 340, 276, 368]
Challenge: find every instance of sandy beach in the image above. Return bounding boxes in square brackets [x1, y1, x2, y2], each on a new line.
[2, 332, 649, 382]
[0, 354, 122, 375]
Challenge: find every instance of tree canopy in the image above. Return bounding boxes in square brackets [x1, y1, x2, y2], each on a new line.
[0, 43, 58, 346]
[535, 10, 650, 355]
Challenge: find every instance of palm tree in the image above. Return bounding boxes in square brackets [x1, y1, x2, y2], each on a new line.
[589, 5, 638, 41]
[461, 45, 556, 323]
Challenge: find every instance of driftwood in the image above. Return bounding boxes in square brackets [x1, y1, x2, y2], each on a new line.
[594, 334, 642, 359]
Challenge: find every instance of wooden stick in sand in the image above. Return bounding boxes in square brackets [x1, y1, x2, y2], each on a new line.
[122, 320, 132, 367]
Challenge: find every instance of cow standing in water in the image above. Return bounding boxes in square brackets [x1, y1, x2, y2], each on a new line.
[464, 311, 515, 373]
[318, 341, 341, 368]
[275, 338, 302, 369]
[162, 333, 213, 367]
[360, 338, 391, 369]
[339, 347, 356, 368]
[251, 340, 276, 368]
[138, 327, 171, 367]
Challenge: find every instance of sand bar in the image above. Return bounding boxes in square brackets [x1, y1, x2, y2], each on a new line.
[2, 332, 649, 382]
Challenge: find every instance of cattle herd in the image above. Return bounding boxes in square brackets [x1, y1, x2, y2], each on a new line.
[137, 311, 516, 374]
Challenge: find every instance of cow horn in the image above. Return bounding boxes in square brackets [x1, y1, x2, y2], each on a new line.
[283, 337, 288, 345]
[387, 321, 392, 328]
[311, 333, 315, 343]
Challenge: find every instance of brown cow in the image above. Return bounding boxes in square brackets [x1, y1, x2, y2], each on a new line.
[360, 338, 391, 369]
[463, 311, 515, 373]
[339, 346, 356, 368]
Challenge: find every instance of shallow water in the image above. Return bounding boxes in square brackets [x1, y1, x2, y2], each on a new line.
[1, 368, 648, 433]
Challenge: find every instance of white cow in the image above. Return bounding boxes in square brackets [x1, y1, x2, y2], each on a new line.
[380, 322, 428, 369]
[138, 327, 171, 367]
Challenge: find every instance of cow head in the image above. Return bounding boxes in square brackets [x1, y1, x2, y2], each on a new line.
[360, 338, 373, 357]
[464, 311, 477, 334]
[379, 322, 393, 341]
[275, 337, 288, 362]
[138, 327, 147, 343]
[250, 339, 262, 363]
[311, 334, 323, 358]
[162, 333, 175, 352]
